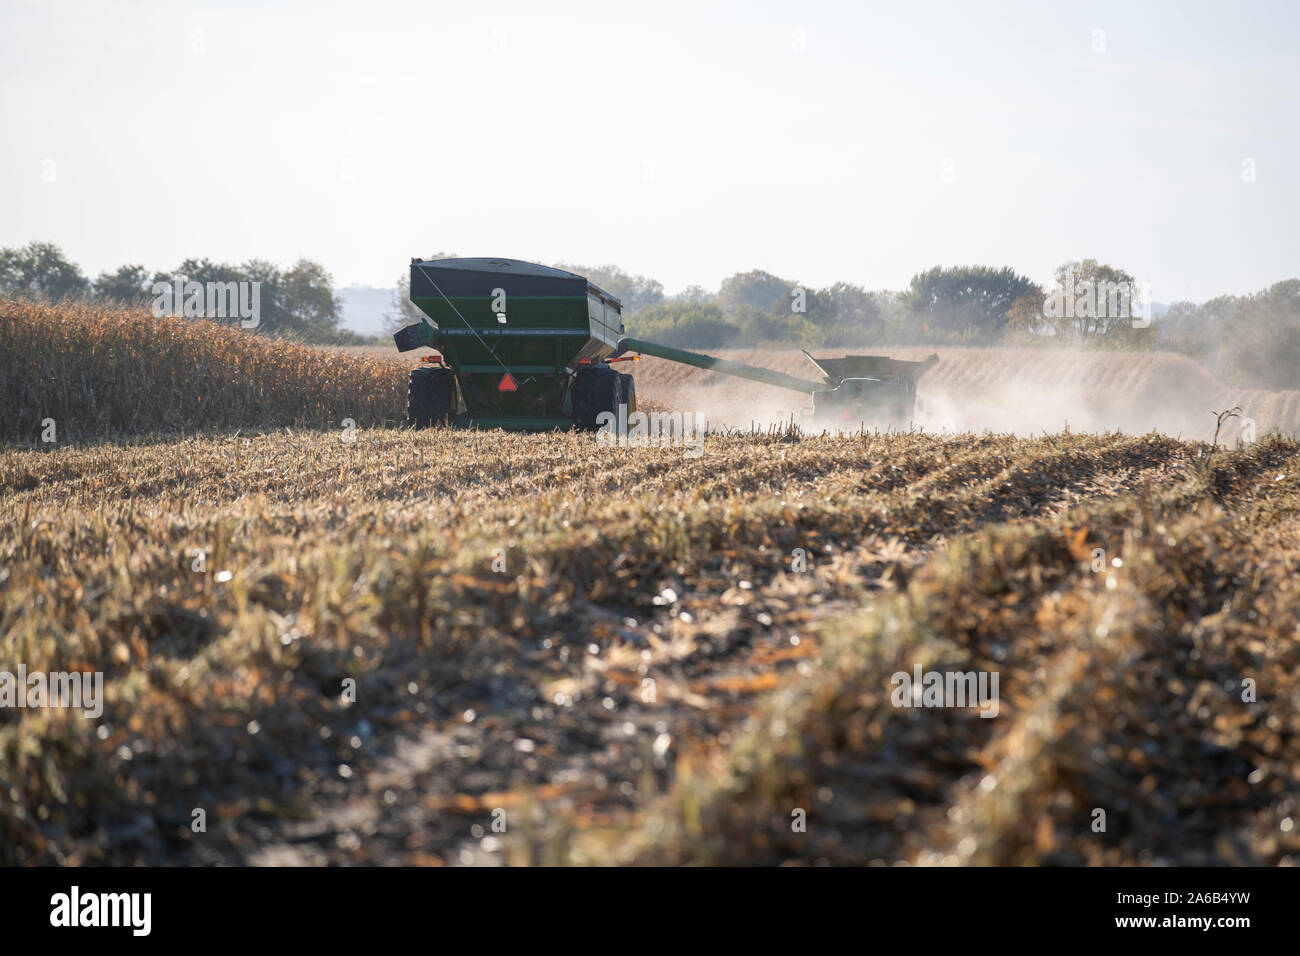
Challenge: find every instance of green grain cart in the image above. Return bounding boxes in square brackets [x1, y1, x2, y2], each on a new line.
[393, 257, 938, 430]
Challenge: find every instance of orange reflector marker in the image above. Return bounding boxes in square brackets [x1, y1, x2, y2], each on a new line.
[498, 373, 518, 392]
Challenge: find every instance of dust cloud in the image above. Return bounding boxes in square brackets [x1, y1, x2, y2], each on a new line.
[633, 347, 1300, 443]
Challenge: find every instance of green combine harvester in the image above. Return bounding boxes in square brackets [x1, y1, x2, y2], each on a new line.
[393, 257, 938, 430]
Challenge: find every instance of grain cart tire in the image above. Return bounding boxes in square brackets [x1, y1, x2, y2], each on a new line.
[572, 366, 621, 431]
[617, 372, 637, 416]
[408, 367, 455, 428]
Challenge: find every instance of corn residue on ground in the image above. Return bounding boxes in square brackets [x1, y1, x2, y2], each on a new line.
[4, 424, 1298, 865]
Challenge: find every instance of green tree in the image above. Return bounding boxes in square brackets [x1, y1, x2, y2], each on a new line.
[625, 301, 739, 348]
[1216, 280, 1300, 389]
[151, 257, 345, 341]
[870, 290, 908, 343]
[718, 269, 795, 317]
[1155, 296, 1236, 366]
[731, 303, 798, 343]
[675, 285, 715, 305]
[93, 264, 152, 305]
[805, 282, 883, 346]
[279, 259, 345, 340]
[1044, 259, 1147, 344]
[0, 241, 91, 300]
[901, 265, 1040, 341]
[1004, 293, 1047, 342]
[151, 257, 245, 294]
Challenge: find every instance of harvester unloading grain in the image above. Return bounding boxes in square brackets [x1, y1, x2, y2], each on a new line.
[393, 257, 938, 430]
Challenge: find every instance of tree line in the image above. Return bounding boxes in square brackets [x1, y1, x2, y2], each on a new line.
[0, 241, 368, 344]
[588, 259, 1298, 391]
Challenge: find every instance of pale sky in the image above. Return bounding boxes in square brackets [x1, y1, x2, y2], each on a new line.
[2, 0, 1296, 302]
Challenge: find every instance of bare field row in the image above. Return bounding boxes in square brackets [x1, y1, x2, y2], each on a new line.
[4, 427, 1298, 865]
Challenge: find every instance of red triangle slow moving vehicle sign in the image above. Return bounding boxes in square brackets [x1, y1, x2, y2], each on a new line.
[498, 373, 518, 392]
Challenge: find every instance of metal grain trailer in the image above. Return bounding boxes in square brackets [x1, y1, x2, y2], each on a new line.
[392, 257, 937, 430]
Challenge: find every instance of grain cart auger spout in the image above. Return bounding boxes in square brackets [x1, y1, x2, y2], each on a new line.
[392, 256, 938, 430]
[610, 339, 939, 427]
